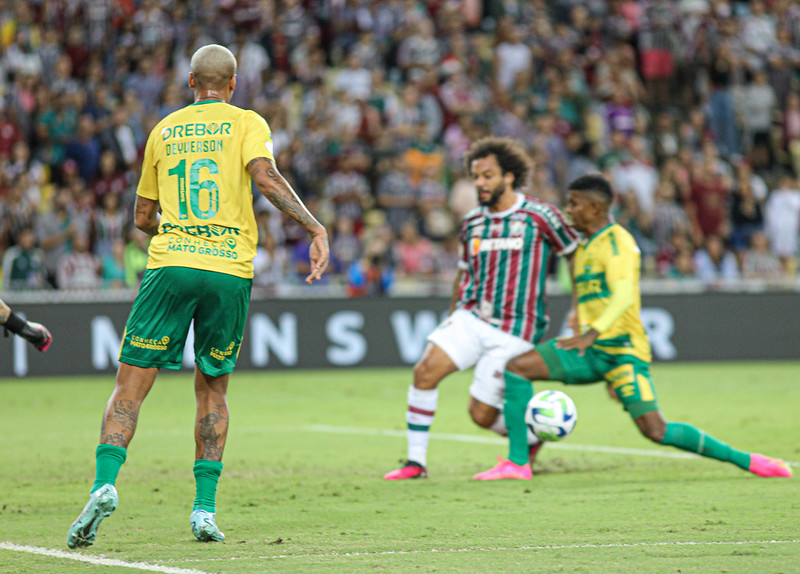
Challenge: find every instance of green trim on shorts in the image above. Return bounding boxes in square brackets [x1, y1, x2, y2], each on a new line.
[119, 267, 251, 376]
[534, 339, 660, 419]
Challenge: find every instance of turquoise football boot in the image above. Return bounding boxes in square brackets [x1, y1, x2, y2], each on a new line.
[67, 484, 118, 548]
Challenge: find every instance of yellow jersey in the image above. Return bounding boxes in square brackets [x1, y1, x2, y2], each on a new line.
[136, 100, 275, 278]
[573, 223, 652, 363]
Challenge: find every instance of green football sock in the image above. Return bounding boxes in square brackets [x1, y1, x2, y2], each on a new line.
[193, 459, 223, 513]
[661, 422, 750, 470]
[91, 444, 127, 493]
[504, 370, 534, 466]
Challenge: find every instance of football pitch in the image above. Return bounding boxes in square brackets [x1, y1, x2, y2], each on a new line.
[1, 363, 798, 574]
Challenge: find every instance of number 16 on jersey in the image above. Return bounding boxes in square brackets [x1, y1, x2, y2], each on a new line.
[169, 158, 220, 220]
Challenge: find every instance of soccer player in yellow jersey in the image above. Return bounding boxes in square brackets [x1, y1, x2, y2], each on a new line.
[498, 174, 791, 480]
[67, 45, 329, 548]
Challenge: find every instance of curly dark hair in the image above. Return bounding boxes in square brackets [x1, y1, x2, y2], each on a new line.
[463, 137, 532, 191]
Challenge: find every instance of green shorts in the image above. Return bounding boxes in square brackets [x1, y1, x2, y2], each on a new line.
[536, 339, 659, 419]
[119, 267, 252, 377]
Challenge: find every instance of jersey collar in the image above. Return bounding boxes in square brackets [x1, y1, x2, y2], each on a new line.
[485, 192, 524, 218]
[583, 222, 615, 248]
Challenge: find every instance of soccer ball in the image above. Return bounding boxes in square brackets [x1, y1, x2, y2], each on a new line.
[525, 390, 577, 441]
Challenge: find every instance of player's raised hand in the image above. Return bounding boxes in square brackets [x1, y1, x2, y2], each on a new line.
[306, 231, 330, 284]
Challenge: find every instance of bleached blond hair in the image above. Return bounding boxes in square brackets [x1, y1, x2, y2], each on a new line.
[190, 44, 237, 89]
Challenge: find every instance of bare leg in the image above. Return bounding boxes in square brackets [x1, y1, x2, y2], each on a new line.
[194, 367, 230, 461]
[100, 364, 158, 447]
[468, 397, 499, 429]
[413, 342, 457, 390]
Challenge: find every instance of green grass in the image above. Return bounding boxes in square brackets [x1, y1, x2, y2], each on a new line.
[1, 363, 799, 574]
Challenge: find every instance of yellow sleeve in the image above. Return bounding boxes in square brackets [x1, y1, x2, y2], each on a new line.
[241, 111, 275, 167]
[589, 278, 634, 333]
[136, 130, 159, 200]
[603, 231, 637, 284]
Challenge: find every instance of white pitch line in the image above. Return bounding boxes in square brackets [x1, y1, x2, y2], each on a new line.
[0, 542, 214, 574]
[173, 538, 800, 563]
[288, 424, 800, 467]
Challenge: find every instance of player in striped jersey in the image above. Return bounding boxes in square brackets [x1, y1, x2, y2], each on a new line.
[501, 174, 791, 479]
[384, 137, 579, 481]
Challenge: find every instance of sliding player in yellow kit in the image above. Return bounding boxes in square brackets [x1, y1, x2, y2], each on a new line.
[67, 44, 329, 548]
[497, 174, 791, 480]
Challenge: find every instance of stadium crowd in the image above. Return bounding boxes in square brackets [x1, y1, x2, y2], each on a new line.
[2, 0, 800, 296]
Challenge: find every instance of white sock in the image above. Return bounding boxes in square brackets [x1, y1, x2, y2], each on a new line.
[406, 386, 438, 467]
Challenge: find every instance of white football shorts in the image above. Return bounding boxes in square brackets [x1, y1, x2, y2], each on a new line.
[426, 309, 535, 409]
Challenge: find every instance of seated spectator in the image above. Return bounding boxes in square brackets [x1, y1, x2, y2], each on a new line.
[693, 234, 740, 284]
[2, 227, 46, 290]
[395, 221, 435, 277]
[91, 150, 129, 204]
[741, 231, 783, 280]
[416, 166, 452, 240]
[322, 153, 371, 231]
[253, 229, 289, 288]
[57, 234, 100, 289]
[346, 241, 394, 297]
[92, 191, 127, 259]
[666, 246, 697, 280]
[101, 238, 127, 289]
[764, 172, 800, 274]
[376, 155, 416, 235]
[330, 216, 361, 276]
[124, 228, 150, 287]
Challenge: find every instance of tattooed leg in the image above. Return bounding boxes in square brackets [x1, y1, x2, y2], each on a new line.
[100, 364, 158, 447]
[194, 367, 230, 462]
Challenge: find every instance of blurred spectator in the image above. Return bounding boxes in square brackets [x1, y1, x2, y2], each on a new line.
[376, 155, 416, 234]
[91, 150, 128, 204]
[101, 238, 127, 289]
[36, 188, 83, 289]
[666, 245, 697, 280]
[417, 167, 453, 240]
[651, 180, 690, 252]
[2, 227, 46, 290]
[493, 19, 532, 92]
[612, 135, 658, 217]
[741, 231, 783, 280]
[0, 173, 38, 248]
[764, 173, 800, 274]
[330, 216, 361, 276]
[57, 234, 100, 290]
[91, 192, 126, 259]
[253, 229, 288, 288]
[693, 234, 740, 283]
[741, 70, 776, 170]
[395, 221, 435, 277]
[687, 156, 732, 244]
[124, 228, 150, 288]
[65, 114, 101, 185]
[322, 154, 371, 230]
[707, 43, 739, 158]
[346, 241, 394, 297]
[729, 175, 764, 255]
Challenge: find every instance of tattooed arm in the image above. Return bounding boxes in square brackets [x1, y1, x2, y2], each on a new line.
[134, 195, 161, 236]
[247, 157, 329, 284]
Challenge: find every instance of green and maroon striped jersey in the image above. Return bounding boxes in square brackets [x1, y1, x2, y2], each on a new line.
[457, 193, 578, 342]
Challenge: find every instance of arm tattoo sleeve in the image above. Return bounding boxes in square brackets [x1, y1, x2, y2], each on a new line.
[248, 157, 322, 233]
